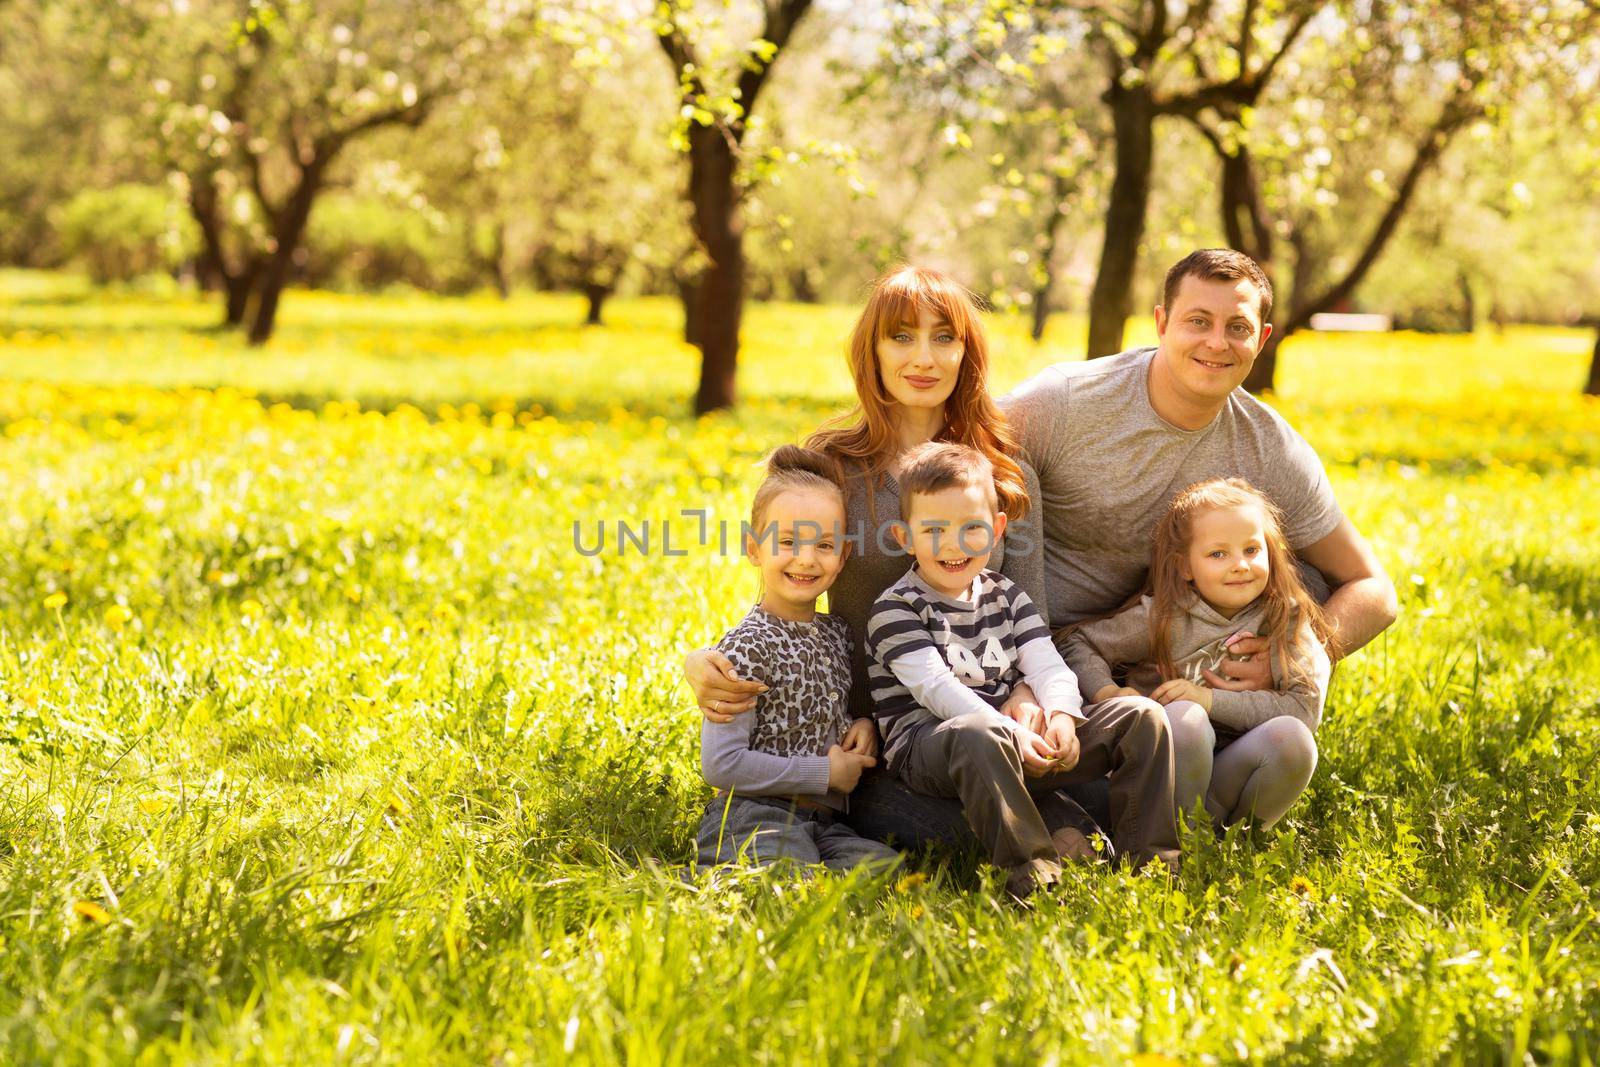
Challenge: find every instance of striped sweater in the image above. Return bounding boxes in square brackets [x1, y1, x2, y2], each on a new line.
[866, 567, 1084, 768]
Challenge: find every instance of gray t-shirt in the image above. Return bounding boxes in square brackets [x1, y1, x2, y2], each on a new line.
[1000, 347, 1343, 628]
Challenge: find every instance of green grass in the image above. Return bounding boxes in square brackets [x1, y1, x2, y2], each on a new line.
[1, 272, 1598, 1064]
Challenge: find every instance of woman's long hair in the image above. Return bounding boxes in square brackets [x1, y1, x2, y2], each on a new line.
[1147, 478, 1334, 684]
[805, 265, 1029, 523]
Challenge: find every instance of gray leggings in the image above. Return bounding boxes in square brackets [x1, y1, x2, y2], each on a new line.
[1163, 700, 1318, 829]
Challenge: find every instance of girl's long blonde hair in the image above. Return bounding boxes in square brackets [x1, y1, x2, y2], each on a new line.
[1148, 478, 1334, 685]
[805, 265, 1029, 522]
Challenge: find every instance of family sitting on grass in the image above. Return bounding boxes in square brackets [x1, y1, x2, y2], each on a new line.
[684, 250, 1400, 901]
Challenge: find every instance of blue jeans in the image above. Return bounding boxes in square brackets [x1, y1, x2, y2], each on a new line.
[696, 795, 902, 873]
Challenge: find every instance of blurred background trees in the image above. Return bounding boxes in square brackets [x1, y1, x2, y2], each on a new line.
[1, 0, 1595, 406]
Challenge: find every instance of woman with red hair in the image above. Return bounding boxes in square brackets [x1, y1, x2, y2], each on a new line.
[685, 265, 1107, 854]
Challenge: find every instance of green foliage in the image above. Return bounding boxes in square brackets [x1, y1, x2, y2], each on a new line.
[1, 276, 1598, 1061]
[52, 184, 199, 284]
[303, 194, 462, 292]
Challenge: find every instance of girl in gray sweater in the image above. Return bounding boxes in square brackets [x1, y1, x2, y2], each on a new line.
[1061, 478, 1334, 829]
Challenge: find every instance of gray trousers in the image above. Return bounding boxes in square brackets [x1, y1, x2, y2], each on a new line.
[896, 696, 1181, 881]
[695, 795, 901, 873]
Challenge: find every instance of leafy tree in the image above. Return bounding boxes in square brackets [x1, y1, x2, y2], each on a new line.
[1180, 0, 1560, 391]
[103, 0, 529, 342]
[655, 0, 816, 414]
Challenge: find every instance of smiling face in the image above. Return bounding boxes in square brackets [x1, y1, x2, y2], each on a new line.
[1152, 274, 1273, 416]
[897, 483, 1007, 598]
[1180, 503, 1271, 618]
[876, 304, 964, 412]
[745, 487, 850, 622]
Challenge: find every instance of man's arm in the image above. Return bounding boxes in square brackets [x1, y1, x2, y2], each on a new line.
[1296, 516, 1399, 660]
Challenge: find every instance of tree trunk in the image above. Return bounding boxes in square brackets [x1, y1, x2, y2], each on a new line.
[790, 267, 819, 304]
[685, 127, 743, 414]
[1031, 176, 1070, 343]
[1237, 96, 1470, 393]
[487, 222, 509, 299]
[1457, 269, 1476, 333]
[1243, 329, 1282, 394]
[677, 275, 703, 347]
[1087, 83, 1156, 358]
[224, 266, 257, 326]
[1585, 327, 1600, 397]
[583, 282, 610, 326]
[248, 163, 325, 345]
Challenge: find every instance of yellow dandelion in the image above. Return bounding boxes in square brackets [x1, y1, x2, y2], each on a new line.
[138, 797, 168, 815]
[103, 604, 134, 630]
[895, 871, 927, 894]
[239, 599, 264, 620]
[1290, 876, 1317, 899]
[73, 900, 111, 924]
[386, 792, 410, 816]
[43, 591, 68, 610]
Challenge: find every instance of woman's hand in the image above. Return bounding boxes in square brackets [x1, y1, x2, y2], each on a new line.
[841, 717, 879, 759]
[685, 648, 767, 723]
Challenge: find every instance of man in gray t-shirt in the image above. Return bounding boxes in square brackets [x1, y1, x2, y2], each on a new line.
[1000, 249, 1397, 689]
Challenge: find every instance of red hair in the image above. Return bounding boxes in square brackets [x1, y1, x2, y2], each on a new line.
[806, 265, 1029, 522]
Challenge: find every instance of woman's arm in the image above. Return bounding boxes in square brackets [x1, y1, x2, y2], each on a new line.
[685, 648, 768, 722]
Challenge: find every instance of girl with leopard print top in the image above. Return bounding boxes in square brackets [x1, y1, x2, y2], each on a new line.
[695, 446, 900, 873]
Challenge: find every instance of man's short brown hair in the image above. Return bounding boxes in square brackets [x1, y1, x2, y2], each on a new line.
[1162, 249, 1273, 325]
[896, 442, 998, 525]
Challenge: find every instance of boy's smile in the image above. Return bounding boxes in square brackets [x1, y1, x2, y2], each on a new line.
[896, 483, 1007, 598]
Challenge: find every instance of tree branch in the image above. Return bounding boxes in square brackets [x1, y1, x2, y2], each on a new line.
[730, 0, 814, 141]
[1284, 88, 1479, 329]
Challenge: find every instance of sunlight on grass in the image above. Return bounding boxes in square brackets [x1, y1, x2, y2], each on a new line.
[1, 274, 1598, 1063]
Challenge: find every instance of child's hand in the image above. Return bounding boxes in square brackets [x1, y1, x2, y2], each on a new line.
[1001, 682, 1046, 733]
[826, 745, 876, 793]
[1201, 632, 1271, 692]
[1092, 684, 1143, 703]
[1043, 713, 1080, 771]
[1151, 678, 1213, 710]
[840, 718, 879, 759]
[1018, 728, 1059, 778]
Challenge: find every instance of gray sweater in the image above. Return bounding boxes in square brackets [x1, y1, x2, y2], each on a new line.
[1060, 594, 1330, 732]
[824, 458, 1048, 720]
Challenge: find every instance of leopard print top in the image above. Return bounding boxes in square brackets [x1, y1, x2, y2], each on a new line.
[715, 606, 854, 759]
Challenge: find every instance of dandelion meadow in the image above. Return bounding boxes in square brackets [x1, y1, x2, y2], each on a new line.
[2, 273, 1598, 1064]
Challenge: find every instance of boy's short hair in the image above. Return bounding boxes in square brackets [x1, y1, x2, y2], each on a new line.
[1162, 248, 1273, 324]
[897, 442, 999, 524]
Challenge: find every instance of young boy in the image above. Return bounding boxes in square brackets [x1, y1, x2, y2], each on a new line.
[866, 442, 1180, 899]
